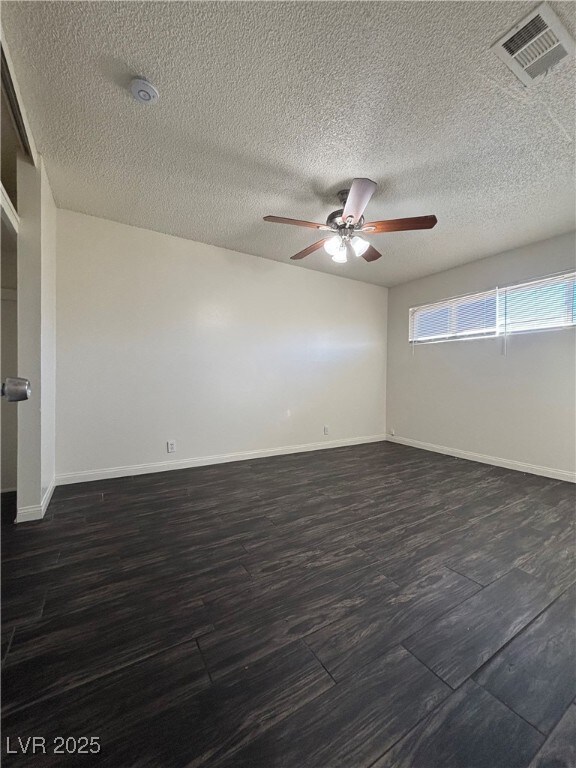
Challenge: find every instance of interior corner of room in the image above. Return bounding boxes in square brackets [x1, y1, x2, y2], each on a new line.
[0, 3, 575, 767]
[1, 2, 575, 524]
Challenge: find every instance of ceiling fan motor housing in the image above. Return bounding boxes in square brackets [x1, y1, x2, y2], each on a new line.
[326, 189, 366, 229]
[326, 208, 364, 229]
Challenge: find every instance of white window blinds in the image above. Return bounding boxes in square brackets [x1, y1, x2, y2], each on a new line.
[410, 289, 497, 342]
[499, 273, 576, 334]
[409, 272, 576, 344]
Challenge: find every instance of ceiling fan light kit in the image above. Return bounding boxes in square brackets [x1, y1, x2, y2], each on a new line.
[264, 178, 438, 264]
[324, 234, 369, 263]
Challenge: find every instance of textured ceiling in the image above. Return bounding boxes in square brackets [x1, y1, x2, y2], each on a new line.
[2, 1, 575, 286]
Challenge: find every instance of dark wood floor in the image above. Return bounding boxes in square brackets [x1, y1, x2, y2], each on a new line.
[1, 442, 575, 767]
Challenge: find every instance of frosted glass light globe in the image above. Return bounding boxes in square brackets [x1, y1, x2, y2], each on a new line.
[331, 249, 348, 264]
[324, 236, 342, 256]
[324, 236, 348, 263]
[351, 237, 369, 257]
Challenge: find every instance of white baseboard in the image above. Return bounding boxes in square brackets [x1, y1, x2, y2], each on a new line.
[16, 505, 44, 522]
[387, 435, 576, 483]
[55, 434, 388, 486]
[16, 477, 56, 523]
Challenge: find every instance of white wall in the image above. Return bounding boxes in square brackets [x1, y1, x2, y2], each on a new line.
[1, 288, 18, 492]
[40, 161, 56, 500]
[15, 155, 57, 519]
[1, 226, 18, 492]
[55, 210, 387, 483]
[16, 154, 42, 514]
[387, 232, 576, 481]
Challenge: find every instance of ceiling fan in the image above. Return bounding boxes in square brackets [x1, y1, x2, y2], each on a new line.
[264, 178, 437, 263]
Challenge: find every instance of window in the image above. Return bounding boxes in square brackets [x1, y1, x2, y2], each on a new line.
[410, 289, 497, 343]
[500, 274, 576, 334]
[409, 272, 576, 344]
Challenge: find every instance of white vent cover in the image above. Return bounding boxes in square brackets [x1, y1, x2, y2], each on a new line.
[491, 3, 574, 86]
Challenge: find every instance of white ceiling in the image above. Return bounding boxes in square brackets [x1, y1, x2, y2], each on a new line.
[2, 1, 575, 287]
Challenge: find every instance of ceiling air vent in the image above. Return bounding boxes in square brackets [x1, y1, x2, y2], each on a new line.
[491, 2, 574, 86]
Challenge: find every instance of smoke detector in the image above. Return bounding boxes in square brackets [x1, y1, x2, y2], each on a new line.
[491, 3, 574, 87]
[130, 77, 159, 104]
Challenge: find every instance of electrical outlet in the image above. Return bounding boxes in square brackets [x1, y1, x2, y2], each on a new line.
[167, 440, 176, 453]
[323, 425, 329, 435]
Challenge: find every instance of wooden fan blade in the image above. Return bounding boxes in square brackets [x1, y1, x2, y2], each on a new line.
[362, 215, 437, 233]
[290, 238, 330, 260]
[264, 216, 330, 230]
[343, 178, 377, 223]
[361, 245, 383, 262]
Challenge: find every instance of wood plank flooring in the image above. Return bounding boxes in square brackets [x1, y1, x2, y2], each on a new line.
[1, 442, 575, 767]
